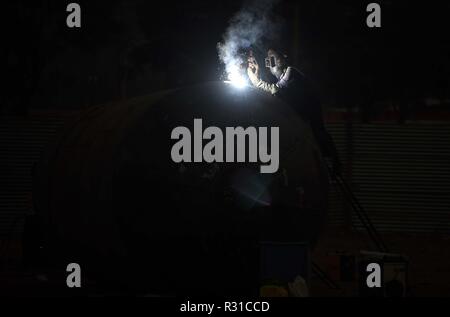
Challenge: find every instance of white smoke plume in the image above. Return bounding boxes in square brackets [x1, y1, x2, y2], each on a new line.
[218, 0, 282, 87]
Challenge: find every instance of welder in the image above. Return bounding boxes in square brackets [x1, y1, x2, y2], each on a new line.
[247, 48, 341, 175]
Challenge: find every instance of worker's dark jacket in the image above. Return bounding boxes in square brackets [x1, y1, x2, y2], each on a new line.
[252, 67, 339, 161]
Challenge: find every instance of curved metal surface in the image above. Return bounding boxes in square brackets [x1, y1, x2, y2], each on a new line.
[33, 82, 329, 294]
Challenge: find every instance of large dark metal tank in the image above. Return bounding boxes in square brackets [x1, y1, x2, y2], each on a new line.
[33, 82, 329, 295]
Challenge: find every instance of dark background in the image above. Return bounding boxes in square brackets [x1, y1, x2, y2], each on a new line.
[1, 0, 450, 296]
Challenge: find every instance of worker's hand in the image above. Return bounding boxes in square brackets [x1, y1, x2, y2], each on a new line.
[247, 56, 260, 86]
[247, 56, 259, 77]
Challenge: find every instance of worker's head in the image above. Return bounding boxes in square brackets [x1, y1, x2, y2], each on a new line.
[265, 49, 287, 79]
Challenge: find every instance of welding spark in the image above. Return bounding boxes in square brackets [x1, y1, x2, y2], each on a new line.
[218, 0, 281, 90]
[224, 64, 248, 89]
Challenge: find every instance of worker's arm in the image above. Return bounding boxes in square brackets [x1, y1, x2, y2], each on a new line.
[248, 74, 279, 94]
[247, 63, 292, 95]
